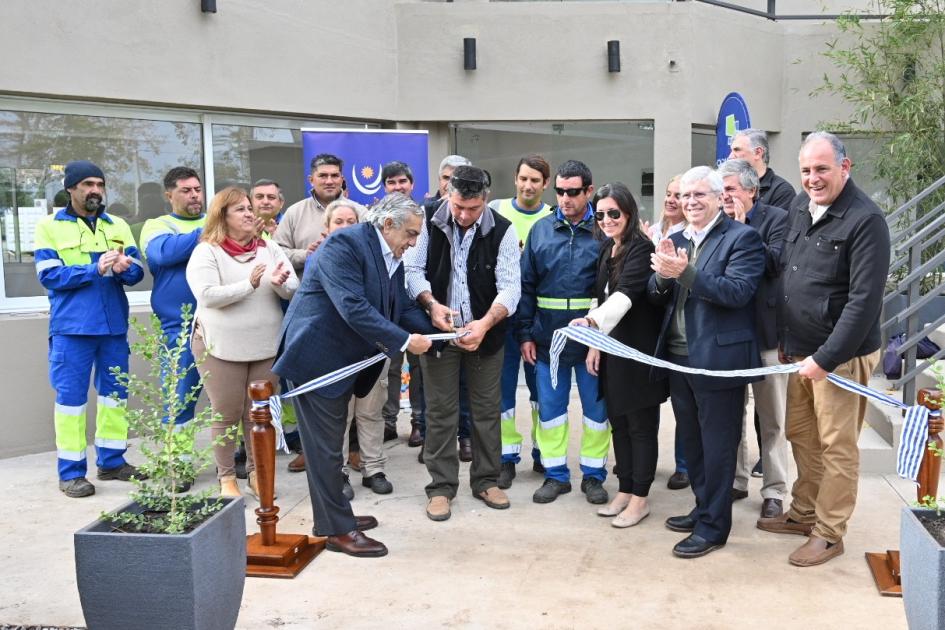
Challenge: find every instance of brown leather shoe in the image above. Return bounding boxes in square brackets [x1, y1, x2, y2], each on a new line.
[757, 512, 813, 536]
[459, 437, 473, 462]
[287, 452, 306, 473]
[426, 496, 451, 521]
[408, 423, 423, 448]
[355, 515, 378, 532]
[789, 536, 844, 567]
[474, 486, 510, 510]
[760, 498, 783, 519]
[325, 530, 388, 557]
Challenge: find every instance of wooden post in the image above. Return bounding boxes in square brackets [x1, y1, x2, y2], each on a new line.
[245, 380, 324, 578]
[866, 387, 944, 596]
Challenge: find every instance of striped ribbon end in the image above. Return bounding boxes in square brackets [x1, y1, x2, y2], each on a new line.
[897, 406, 931, 483]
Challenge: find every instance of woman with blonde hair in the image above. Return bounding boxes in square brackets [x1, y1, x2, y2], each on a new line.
[186, 186, 299, 498]
[647, 175, 686, 244]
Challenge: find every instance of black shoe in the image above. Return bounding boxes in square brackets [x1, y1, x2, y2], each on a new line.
[362, 472, 393, 495]
[667, 471, 690, 490]
[665, 513, 696, 533]
[417, 445, 425, 464]
[533, 478, 572, 504]
[59, 477, 95, 498]
[731, 488, 749, 502]
[672, 534, 724, 559]
[383, 424, 398, 442]
[498, 462, 516, 489]
[234, 445, 248, 480]
[751, 459, 763, 478]
[580, 477, 608, 505]
[97, 463, 147, 482]
[760, 498, 783, 519]
[458, 437, 473, 462]
[342, 474, 354, 501]
[532, 459, 545, 474]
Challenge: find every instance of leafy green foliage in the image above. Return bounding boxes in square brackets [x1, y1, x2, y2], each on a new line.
[817, 1, 945, 291]
[105, 305, 235, 534]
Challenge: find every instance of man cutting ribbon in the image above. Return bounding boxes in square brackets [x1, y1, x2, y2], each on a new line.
[273, 193, 436, 559]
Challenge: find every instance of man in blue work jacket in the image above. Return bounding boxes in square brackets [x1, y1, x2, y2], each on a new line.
[35, 160, 145, 497]
[139, 166, 206, 490]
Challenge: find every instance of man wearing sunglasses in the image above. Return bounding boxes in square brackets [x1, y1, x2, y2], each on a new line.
[519, 160, 611, 506]
[404, 165, 521, 522]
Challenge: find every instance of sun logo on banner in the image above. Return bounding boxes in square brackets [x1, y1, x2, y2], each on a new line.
[351, 163, 383, 196]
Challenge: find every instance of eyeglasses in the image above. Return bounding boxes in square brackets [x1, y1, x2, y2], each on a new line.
[450, 175, 489, 194]
[680, 191, 715, 202]
[594, 209, 622, 222]
[555, 186, 587, 198]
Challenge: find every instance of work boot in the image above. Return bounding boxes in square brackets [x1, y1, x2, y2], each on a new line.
[363, 472, 393, 495]
[533, 459, 545, 474]
[60, 477, 95, 498]
[581, 477, 608, 505]
[408, 421, 424, 448]
[97, 463, 146, 482]
[220, 475, 241, 498]
[342, 474, 354, 501]
[533, 478, 572, 504]
[384, 423, 398, 442]
[498, 462, 516, 489]
[458, 437, 473, 462]
[234, 444, 248, 480]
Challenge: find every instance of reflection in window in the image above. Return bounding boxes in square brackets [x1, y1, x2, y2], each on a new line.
[0, 110, 202, 297]
[212, 125, 306, 205]
[453, 121, 656, 219]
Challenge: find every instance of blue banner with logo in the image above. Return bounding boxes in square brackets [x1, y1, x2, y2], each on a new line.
[715, 93, 751, 165]
[301, 129, 429, 206]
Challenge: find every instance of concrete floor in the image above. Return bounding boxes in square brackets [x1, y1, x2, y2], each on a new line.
[0, 391, 919, 629]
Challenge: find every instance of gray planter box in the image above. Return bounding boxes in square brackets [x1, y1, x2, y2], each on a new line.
[901, 507, 945, 630]
[75, 496, 246, 630]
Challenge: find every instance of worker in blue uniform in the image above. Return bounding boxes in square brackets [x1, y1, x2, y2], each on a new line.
[34, 160, 145, 497]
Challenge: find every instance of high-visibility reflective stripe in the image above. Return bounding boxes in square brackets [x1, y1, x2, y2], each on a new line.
[171, 420, 192, 433]
[57, 449, 86, 461]
[541, 455, 568, 468]
[502, 444, 522, 455]
[97, 395, 125, 409]
[55, 403, 87, 416]
[500, 409, 515, 421]
[129, 257, 143, 268]
[95, 438, 127, 450]
[580, 456, 607, 468]
[583, 417, 609, 432]
[540, 413, 568, 430]
[36, 259, 63, 272]
[530, 401, 539, 411]
[536, 296, 593, 311]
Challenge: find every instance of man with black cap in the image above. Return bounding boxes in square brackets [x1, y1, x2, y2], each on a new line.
[34, 160, 145, 497]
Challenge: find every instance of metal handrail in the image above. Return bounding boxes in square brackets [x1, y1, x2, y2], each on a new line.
[883, 172, 945, 404]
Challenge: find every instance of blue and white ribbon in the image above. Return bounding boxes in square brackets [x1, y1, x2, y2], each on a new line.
[550, 325, 938, 483]
[252, 331, 469, 452]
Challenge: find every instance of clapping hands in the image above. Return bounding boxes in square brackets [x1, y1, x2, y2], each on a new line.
[650, 238, 689, 279]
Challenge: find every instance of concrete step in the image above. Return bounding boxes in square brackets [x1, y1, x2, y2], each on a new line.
[863, 374, 903, 449]
[859, 424, 897, 474]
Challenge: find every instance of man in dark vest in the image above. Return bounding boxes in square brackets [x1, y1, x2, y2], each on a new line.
[404, 165, 521, 522]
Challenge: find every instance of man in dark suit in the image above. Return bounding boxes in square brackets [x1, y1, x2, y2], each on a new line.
[648, 165, 765, 558]
[718, 159, 790, 520]
[273, 193, 435, 558]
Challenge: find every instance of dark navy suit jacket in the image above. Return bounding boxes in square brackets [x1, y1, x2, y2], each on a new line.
[747, 202, 788, 350]
[647, 213, 765, 391]
[273, 222, 434, 399]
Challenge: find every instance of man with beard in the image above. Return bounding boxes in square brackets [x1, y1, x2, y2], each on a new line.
[139, 167, 206, 490]
[35, 160, 145, 497]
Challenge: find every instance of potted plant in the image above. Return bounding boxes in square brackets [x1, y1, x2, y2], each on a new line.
[901, 361, 945, 630]
[74, 306, 246, 630]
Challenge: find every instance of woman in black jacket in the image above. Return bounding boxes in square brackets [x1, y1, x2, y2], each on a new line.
[570, 182, 669, 527]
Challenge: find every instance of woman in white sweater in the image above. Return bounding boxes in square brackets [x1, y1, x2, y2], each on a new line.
[186, 186, 299, 498]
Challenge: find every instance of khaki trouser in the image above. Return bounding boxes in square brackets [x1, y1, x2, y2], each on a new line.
[735, 348, 789, 500]
[342, 360, 389, 478]
[785, 350, 881, 542]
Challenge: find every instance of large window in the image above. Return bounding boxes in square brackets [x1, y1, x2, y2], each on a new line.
[453, 121, 656, 219]
[0, 99, 374, 313]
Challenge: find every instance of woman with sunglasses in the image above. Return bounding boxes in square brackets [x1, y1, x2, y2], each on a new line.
[570, 182, 668, 527]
